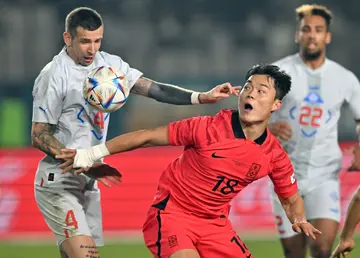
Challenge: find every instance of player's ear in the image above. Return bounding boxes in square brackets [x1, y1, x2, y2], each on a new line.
[295, 31, 299, 44]
[63, 32, 71, 47]
[271, 99, 282, 112]
[325, 31, 332, 45]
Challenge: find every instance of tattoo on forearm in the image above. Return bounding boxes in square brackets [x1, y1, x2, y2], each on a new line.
[31, 122, 65, 159]
[132, 77, 193, 105]
[130, 77, 151, 96]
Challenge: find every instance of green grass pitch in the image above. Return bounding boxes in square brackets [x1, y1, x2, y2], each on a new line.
[1, 237, 360, 258]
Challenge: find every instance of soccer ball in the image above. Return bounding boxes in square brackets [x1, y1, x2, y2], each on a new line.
[83, 66, 130, 113]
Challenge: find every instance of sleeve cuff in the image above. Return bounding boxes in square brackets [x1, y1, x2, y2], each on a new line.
[191, 92, 201, 104]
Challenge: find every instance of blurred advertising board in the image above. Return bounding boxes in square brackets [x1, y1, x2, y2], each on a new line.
[0, 143, 359, 238]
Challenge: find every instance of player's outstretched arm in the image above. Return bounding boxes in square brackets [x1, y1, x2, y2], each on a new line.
[31, 122, 66, 159]
[130, 77, 240, 105]
[331, 186, 360, 258]
[278, 192, 322, 239]
[56, 125, 170, 173]
[106, 125, 170, 153]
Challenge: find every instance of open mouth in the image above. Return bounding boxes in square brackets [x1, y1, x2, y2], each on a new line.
[84, 56, 94, 62]
[244, 103, 253, 111]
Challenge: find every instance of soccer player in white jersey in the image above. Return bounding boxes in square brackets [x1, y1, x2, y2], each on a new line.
[269, 4, 360, 258]
[31, 7, 239, 258]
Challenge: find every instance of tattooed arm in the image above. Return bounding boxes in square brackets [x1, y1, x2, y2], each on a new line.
[31, 122, 65, 159]
[131, 77, 238, 105]
[130, 77, 198, 105]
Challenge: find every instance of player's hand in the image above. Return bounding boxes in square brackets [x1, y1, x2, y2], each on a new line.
[292, 221, 322, 240]
[56, 148, 94, 174]
[199, 83, 241, 104]
[268, 122, 292, 141]
[56, 153, 122, 187]
[331, 238, 355, 258]
[348, 145, 360, 171]
[56, 149, 76, 173]
[85, 163, 122, 188]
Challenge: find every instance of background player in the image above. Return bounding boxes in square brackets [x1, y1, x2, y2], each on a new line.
[269, 4, 360, 258]
[331, 186, 360, 258]
[31, 6, 239, 258]
[57, 64, 322, 258]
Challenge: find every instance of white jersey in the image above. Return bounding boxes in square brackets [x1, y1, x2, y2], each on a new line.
[272, 54, 360, 183]
[32, 48, 142, 190]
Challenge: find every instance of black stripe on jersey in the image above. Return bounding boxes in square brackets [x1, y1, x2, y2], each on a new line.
[156, 211, 162, 258]
[152, 194, 170, 210]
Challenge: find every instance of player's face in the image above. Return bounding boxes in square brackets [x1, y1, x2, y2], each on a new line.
[238, 74, 281, 124]
[296, 15, 331, 60]
[63, 26, 103, 66]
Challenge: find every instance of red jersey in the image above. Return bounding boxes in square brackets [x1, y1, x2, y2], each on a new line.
[152, 109, 298, 218]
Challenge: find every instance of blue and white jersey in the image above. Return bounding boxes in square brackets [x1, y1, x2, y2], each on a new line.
[32, 48, 142, 190]
[272, 54, 360, 183]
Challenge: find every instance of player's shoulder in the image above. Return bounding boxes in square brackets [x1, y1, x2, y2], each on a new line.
[211, 109, 234, 125]
[97, 51, 127, 67]
[272, 54, 299, 69]
[32, 49, 71, 97]
[264, 130, 289, 162]
[264, 130, 281, 149]
[186, 109, 232, 123]
[183, 111, 218, 127]
[36, 49, 69, 80]
[203, 109, 236, 138]
[215, 109, 233, 119]
[326, 58, 359, 81]
[187, 109, 234, 145]
[181, 109, 232, 135]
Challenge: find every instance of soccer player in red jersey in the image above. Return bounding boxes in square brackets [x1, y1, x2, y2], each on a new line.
[57, 64, 322, 258]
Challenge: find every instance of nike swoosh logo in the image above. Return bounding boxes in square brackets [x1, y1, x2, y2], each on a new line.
[211, 152, 225, 158]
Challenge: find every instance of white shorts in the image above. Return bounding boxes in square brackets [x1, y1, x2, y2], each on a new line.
[270, 179, 340, 239]
[35, 186, 103, 247]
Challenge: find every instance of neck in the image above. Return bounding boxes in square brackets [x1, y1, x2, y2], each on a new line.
[65, 47, 77, 64]
[299, 50, 326, 70]
[239, 116, 268, 141]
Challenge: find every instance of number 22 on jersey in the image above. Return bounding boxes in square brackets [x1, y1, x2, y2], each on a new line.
[299, 106, 323, 127]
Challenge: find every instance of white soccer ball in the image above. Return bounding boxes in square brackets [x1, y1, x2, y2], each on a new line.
[83, 66, 130, 113]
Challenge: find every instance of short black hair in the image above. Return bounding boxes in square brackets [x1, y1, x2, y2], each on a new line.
[245, 64, 291, 100]
[296, 4, 333, 31]
[65, 7, 103, 38]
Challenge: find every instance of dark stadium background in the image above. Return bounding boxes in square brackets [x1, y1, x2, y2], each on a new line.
[0, 1, 359, 257]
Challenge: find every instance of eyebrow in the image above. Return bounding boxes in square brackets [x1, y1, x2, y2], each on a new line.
[79, 37, 103, 41]
[302, 24, 325, 29]
[246, 80, 270, 89]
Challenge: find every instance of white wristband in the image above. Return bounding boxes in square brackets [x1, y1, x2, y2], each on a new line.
[73, 149, 95, 168]
[191, 92, 201, 104]
[73, 144, 110, 169]
[90, 143, 110, 161]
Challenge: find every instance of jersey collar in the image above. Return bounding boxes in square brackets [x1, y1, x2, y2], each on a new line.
[295, 53, 329, 74]
[231, 110, 267, 145]
[59, 46, 98, 71]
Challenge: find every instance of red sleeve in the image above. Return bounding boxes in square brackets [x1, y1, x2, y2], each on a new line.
[269, 147, 298, 199]
[168, 116, 208, 146]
